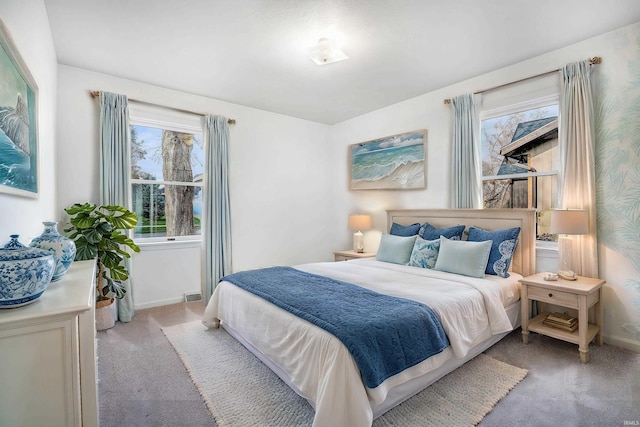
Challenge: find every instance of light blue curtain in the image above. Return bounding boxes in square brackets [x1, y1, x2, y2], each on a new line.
[99, 91, 135, 322]
[203, 115, 232, 303]
[558, 60, 598, 277]
[451, 94, 482, 208]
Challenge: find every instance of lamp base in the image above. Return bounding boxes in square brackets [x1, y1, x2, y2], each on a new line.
[557, 235, 574, 276]
[353, 231, 364, 253]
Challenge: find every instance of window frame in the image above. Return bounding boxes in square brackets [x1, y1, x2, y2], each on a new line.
[479, 94, 560, 242]
[128, 113, 206, 245]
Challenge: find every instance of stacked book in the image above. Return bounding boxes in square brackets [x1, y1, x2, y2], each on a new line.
[543, 312, 578, 332]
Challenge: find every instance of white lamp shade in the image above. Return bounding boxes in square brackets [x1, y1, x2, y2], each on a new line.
[348, 215, 372, 231]
[550, 209, 589, 235]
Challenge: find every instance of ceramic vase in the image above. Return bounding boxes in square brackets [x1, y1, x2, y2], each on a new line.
[29, 222, 76, 282]
[0, 235, 56, 308]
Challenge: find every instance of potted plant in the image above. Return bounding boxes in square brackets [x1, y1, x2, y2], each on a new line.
[64, 203, 140, 330]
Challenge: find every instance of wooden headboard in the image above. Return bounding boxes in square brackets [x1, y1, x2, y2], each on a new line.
[386, 209, 536, 277]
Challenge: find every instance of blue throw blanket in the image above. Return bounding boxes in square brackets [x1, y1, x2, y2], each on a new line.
[221, 266, 449, 388]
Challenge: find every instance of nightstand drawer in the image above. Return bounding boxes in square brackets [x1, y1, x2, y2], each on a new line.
[528, 285, 578, 308]
[333, 250, 376, 262]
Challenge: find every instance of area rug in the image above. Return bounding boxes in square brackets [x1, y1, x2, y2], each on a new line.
[163, 321, 528, 427]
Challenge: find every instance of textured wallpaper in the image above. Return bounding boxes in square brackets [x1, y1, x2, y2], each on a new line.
[595, 22, 640, 341]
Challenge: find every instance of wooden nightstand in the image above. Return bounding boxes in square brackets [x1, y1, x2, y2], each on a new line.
[520, 272, 606, 363]
[333, 250, 376, 262]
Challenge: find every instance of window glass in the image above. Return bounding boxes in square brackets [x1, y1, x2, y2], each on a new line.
[130, 124, 204, 240]
[481, 104, 559, 240]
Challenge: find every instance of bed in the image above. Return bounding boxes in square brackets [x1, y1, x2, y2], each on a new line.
[202, 208, 536, 426]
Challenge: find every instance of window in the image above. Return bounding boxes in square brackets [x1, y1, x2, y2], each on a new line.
[481, 102, 559, 241]
[129, 116, 204, 242]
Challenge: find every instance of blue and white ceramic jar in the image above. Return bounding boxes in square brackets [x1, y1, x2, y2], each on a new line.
[0, 235, 56, 308]
[29, 221, 76, 282]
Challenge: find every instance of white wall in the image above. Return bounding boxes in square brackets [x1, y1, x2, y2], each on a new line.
[131, 243, 202, 309]
[0, 0, 58, 243]
[330, 88, 454, 252]
[56, 65, 335, 308]
[330, 22, 640, 352]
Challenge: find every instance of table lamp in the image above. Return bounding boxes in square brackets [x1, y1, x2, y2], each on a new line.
[348, 214, 372, 253]
[550, 209, 589, 280]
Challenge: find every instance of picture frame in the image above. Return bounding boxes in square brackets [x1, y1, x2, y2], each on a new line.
[0, 19, 39, 198]
[349, 129, 427, 190]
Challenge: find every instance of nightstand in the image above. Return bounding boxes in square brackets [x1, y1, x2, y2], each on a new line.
[333, 250, 376, 262]
[519, 272, 606, 363]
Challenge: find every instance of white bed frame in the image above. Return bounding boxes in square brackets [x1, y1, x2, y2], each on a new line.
[370, 208, 536, 417]
[217, 208, 537, 422]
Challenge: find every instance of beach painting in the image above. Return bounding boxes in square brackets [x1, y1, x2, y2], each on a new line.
[0, 20, 38, 197]
[350, 129, 427, 190]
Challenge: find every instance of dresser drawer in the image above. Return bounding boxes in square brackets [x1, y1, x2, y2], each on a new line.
[527, 285, 578, 308]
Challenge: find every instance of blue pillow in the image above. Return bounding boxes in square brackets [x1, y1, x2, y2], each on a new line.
[467, 226, 521, 278]
[376, 234, 418, 265]
[433, 237, 492, 278]
[390, 222, 421, 237]
[419, 222, 465, 240]
[407, 236, 440, 269]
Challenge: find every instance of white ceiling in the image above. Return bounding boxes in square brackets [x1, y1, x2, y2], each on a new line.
[43, 0, 640, 124]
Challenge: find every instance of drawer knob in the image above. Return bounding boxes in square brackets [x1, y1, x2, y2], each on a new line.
[548, 293, 553, 297]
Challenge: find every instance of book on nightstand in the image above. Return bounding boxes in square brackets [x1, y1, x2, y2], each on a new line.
[543, 312, 578, 332]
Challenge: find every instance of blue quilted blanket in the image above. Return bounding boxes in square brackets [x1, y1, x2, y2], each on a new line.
[221, 266, 449, 388]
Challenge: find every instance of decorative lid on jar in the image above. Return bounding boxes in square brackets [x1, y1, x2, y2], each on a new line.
[1, 235, 53, 261]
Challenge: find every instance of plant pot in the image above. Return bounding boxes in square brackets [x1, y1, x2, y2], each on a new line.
[95, 298, 116, 330]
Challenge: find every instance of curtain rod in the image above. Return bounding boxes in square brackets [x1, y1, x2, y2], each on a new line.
[443, 56, 602, 105]
[89, 90, 236, 125]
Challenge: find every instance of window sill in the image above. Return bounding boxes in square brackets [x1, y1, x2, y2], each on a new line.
[536, 240, 558, 258]
[136, 239, 201, 252]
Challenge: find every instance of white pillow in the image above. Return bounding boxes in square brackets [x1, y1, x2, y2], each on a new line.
[375, 234, 417, 265]
[434, 237, 492, 278]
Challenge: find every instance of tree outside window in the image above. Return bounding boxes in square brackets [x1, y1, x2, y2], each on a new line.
[130, 124, 204, 240]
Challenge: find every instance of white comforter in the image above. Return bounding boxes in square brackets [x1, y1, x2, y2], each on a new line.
[202, 259, 520, 427]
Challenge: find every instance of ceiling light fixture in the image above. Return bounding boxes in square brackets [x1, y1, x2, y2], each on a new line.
[308, 37, 349, 65]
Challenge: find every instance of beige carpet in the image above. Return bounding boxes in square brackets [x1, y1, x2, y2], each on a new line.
[163, 321, 528, 427]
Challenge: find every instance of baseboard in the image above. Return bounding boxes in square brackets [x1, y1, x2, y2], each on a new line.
[135, 297, 185, 310]
[604, 334, 640, 353]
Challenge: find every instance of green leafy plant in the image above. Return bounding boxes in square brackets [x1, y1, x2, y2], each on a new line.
[65, 203, 141, 302]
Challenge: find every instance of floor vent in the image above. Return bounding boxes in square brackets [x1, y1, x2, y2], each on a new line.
[184, 292, 202, 303]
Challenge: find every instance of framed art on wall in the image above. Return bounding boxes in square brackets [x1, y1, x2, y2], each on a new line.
[0, 19, 39, 198]
[349, 129, 427, 190]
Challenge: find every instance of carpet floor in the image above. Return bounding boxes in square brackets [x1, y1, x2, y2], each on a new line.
[162, 321, 527, 426]
[97, 301, 640, 427]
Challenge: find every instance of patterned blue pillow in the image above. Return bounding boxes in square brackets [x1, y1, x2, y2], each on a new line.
[467, 226, 521, 278]
[390, 222, 421, 237]
[419, 222, 465, 240]
[407, 237, 441, 269]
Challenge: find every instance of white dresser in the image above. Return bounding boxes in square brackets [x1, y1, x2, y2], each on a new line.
[0, 260, 98, 427]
